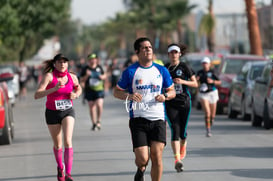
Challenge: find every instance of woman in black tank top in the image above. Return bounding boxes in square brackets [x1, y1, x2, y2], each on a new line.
[165, 43, 198, 172]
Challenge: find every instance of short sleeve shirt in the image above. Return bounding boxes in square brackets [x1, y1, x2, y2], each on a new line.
[117, 62, 173, 121]
[196, 69, 219, 93]
[81, 65, 104, 92]
[165, 62, 194, 99]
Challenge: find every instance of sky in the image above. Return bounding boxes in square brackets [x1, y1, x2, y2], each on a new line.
[71, 0, 125, 25]
[71, 0, 271, 25]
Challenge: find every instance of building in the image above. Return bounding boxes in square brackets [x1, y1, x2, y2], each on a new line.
[185, 11, 248, 54]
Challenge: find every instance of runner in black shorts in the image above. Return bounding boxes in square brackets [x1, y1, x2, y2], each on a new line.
[80, 53, 107, 131]
[165, 43, 198, 172]
[34, 53, 82, 181]
[114, 37, 176, 181]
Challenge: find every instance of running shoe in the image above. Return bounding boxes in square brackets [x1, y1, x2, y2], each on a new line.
[206, 128, 212, 137]
[91, 124, 97, 131]
[134, 168, 145, 181]
[96, 122, 101, 130]
[65, 174, 73, 181]
[57, 167, 65, 181]
[175, 160, 184, 172]
[180, 141, 187, 160]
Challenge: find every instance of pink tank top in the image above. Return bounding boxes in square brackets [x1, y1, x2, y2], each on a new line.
[46, 71, 74, 110]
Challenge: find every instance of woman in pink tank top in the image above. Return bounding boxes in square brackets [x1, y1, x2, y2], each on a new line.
[34, 53, 82, 181]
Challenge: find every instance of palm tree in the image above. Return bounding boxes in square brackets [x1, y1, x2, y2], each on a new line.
[125, 0, 196, 50]
[165, 0, 196, 44]
[198, 0, 215, 53]
[245, 0, 263, 55]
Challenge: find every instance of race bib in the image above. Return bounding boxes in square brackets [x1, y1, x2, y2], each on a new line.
[200, 83, 208, 92]
[113, 69, 121, 76]
[55, 99, 72, 110]
[89, 78, 100, 86]
[174, 83, 183, 94]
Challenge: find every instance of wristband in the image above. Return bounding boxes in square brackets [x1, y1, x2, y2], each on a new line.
[126, 94, 130, 101]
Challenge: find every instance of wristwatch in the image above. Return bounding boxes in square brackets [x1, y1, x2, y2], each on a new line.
[164, 92, 168, 98]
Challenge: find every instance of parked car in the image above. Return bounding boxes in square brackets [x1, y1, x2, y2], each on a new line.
[0, 72, 15, 145]
[251, 61, 273, 129]
[183, 52, 222, 107]
[216, 54, 268, 114]
[228, 61, 267, 120]
[0, 65, 20, 106]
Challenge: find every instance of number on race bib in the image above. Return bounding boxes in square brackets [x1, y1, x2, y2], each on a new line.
[55, 99, 72, 110]
[174, 84, 183, 94]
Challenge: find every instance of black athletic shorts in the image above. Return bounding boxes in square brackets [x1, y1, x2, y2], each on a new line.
[129, 117, 166, 149]
[45, 108, 75, 125]
[84, 90, 104, 101]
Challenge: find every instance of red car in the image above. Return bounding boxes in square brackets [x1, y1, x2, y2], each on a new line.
[0, 72, 14, 145]
[216, 54, 268, 114]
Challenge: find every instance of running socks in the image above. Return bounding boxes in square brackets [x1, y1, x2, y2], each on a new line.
[210, 116, 215, 126]
[53, 147, 74, 177]
[53, 147, 63, 170]
[180, 141, 187, 160]
[64, 147, 73, 175]
[205, 116, 211, 128]
[174, 153, 180, 161]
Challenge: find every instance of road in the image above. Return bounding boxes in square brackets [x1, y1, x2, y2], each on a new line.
[0, 90, 273, 181]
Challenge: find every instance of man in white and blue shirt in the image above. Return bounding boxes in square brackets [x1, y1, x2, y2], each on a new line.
[114, 37, 175, 181]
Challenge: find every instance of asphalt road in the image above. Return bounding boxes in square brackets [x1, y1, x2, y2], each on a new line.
[0, 90, 273, 181]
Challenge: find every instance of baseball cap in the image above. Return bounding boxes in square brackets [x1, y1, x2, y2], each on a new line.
[201, 57, 211, 64]
[53, 53, 69, 62]
[87, 53, 97, 59]
[168, 45, 181, 53]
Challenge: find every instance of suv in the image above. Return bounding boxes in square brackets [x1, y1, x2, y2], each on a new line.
[251, 61, 273, 129]
[228, 61, 267, 120]
[216, 54, 268, 114]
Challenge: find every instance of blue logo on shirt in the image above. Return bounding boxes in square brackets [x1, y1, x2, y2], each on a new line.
[136, 84, 160, 93]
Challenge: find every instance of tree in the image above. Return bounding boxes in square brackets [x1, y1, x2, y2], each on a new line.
[245, 0, 263, 55]
[73, 0, 197, 59]
[165, 0, 196, 44]
[198, 0, 216, 52]
[0, 0, 71, 62]
[124, 0, 196, 51]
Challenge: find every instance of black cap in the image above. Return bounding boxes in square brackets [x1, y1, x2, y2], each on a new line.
[53, 53, 69, 62]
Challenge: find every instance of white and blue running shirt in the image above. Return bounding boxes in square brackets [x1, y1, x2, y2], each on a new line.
[117, 62, 173, 121]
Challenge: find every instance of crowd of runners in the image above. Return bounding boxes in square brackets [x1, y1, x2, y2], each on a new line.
[32, 37, 220, 181]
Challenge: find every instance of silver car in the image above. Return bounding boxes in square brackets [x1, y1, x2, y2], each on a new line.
[228, 61, 267, 120]
[252, 61, 273, 129]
